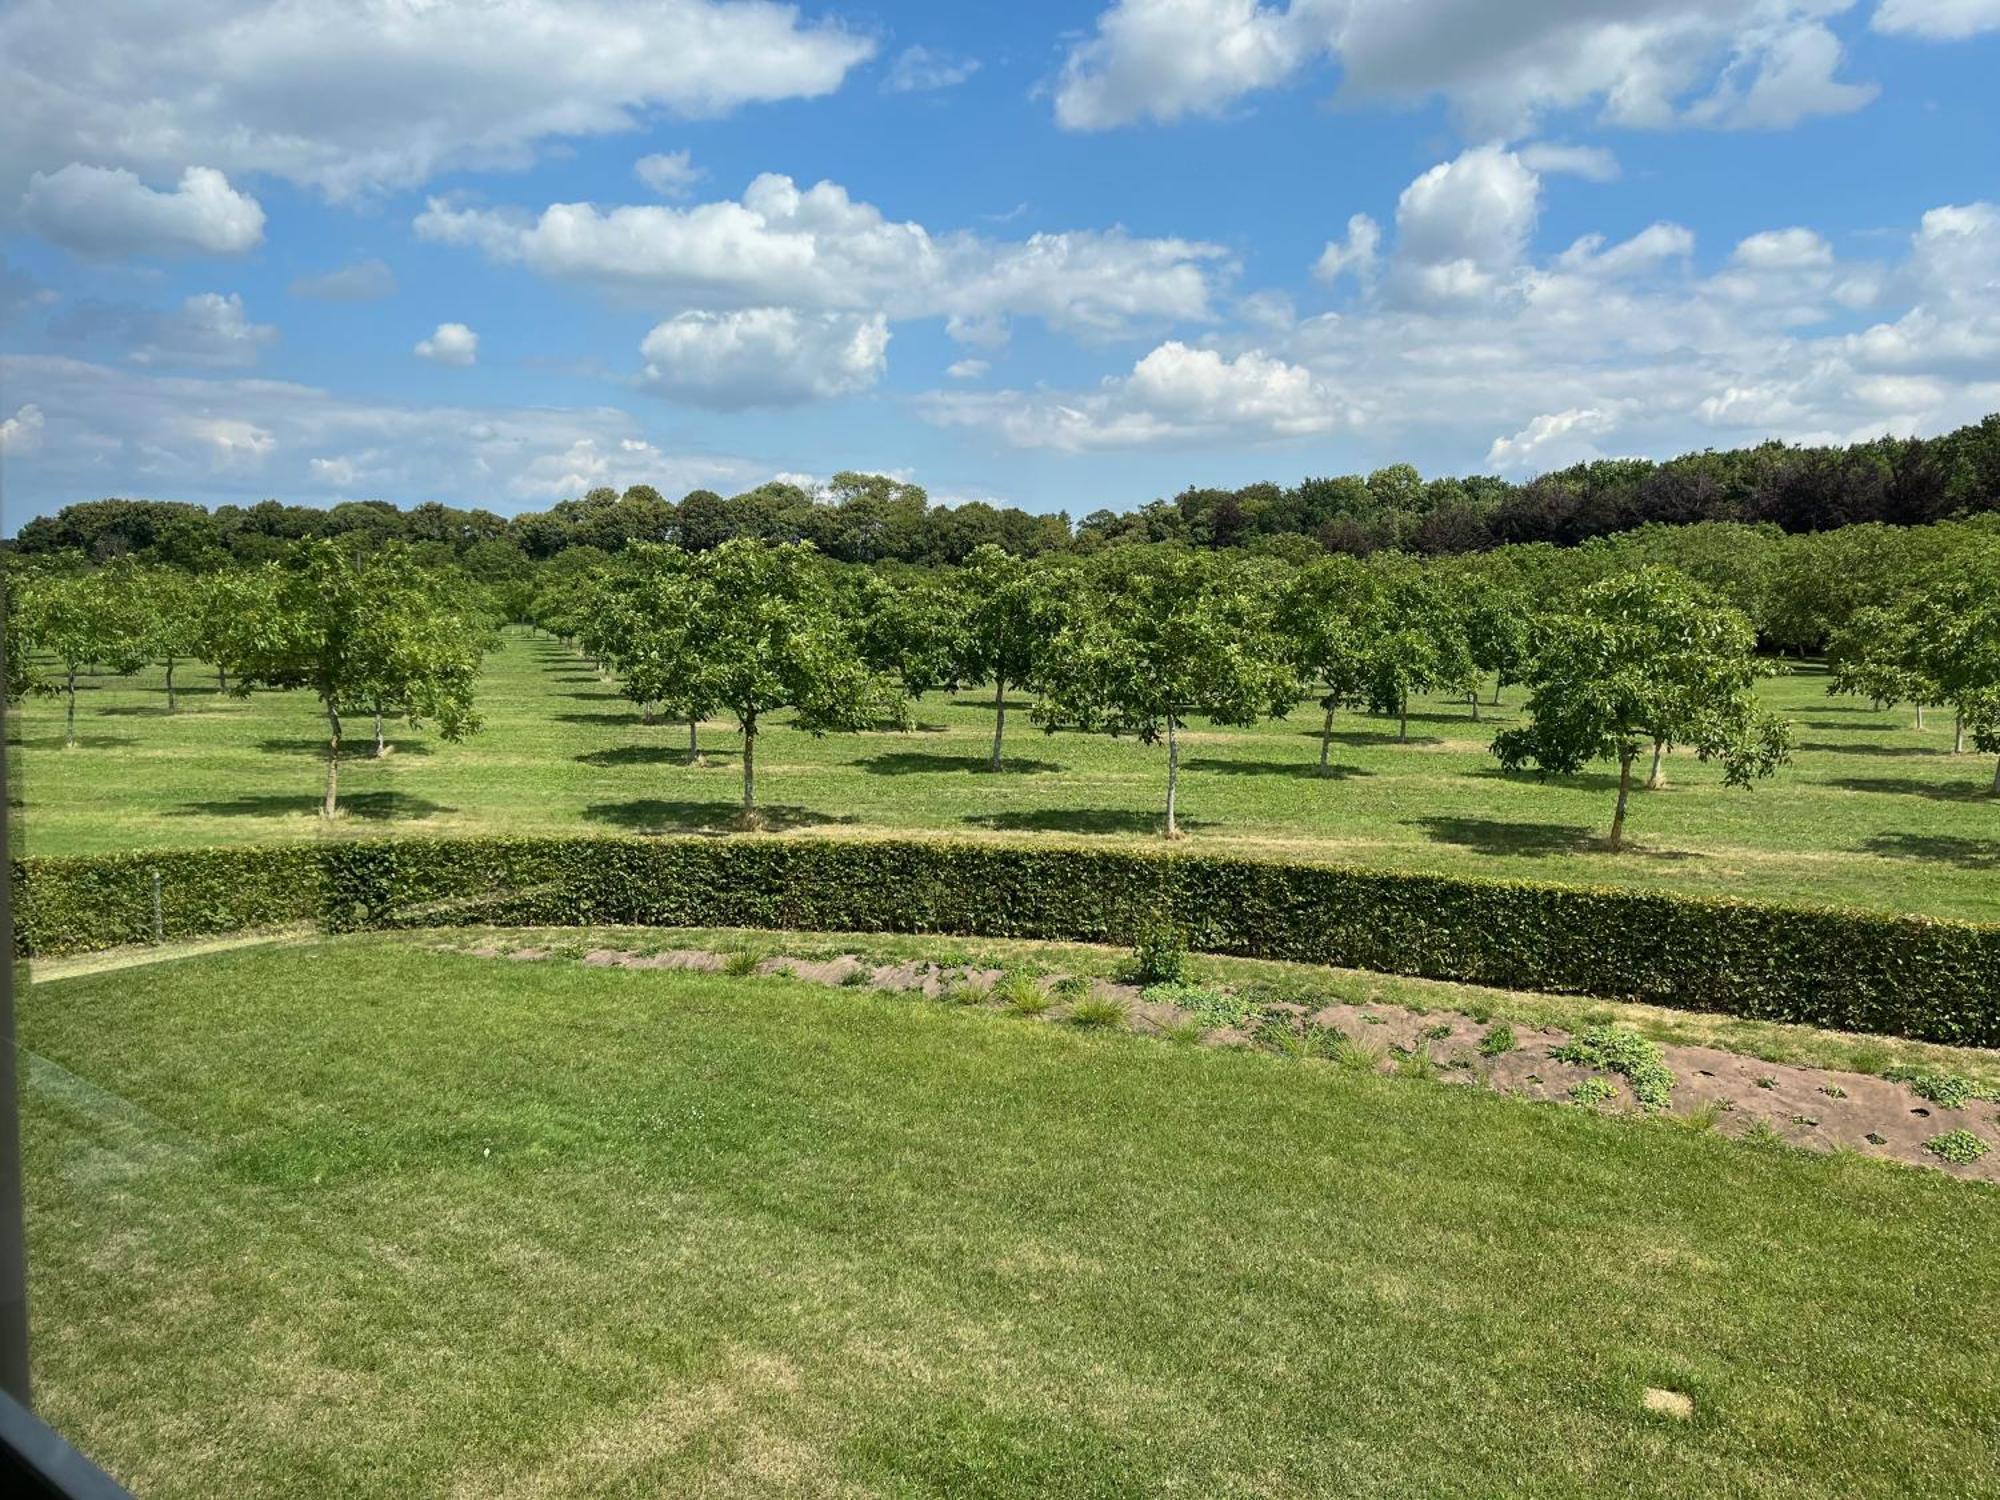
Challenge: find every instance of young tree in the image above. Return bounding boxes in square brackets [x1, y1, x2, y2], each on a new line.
[230, 542, 484, 817]
[135, 566, 201, 712]
[952, 545, 1072, 771]
[1359, 567, 1478, 741]
[13, 565, 150, 747]
[1034, 549, 1297, 838]
[587, 545, 722, 761]
[1494, 568, 1791, 851]
[1274, 555, 1380, 774]
[672, 539, 903, 824]
[1895, 570, 2000, 790]
[1827, 604, 1937, 729]
[1454, 575, 1534, 718]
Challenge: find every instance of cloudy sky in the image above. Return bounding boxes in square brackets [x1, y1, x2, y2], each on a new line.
[1, 0, 1997, 526]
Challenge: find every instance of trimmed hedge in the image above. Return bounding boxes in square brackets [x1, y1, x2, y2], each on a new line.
[14, 835, 2000, 1046]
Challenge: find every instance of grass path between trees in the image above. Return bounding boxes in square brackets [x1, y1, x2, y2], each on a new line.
[20, 934, 2000, 1498]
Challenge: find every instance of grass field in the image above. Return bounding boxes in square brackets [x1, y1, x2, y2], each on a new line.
[19, 935, 2000, 1498]
[13, 629, 2000, 920]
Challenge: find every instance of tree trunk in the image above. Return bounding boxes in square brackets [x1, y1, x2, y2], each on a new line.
[1399, 690, 1409, 743]
[687, 716, 703, 766]
[323, 703, 343, 818]
[372, 705, 386, 758]
[1164, 716, 1182, 839]
[1953, 711, 1965, 755]
[1608, 745, 1636, 852]
[217, 663, 228, 695]
[1468, 691, 1480, 723]
[1646, 739, 1667, 790]
[740, 724, 757, 818]
[988, 676, 1007, 772]
[165, 657, 178, 714]
[1318, 702, 1336, 775]
[1491, 673, 1504, 707]
[1992, 754, 2000, 796]
[64, 667, 78, 748]
[1915, 703, 1926, 731]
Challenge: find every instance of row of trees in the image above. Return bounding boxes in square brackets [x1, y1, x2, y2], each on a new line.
[16, 415, 2000, 571]
[8, 545, 487, 815]
[11, 519, 1996, 839]
[545, 541, 1832, 848]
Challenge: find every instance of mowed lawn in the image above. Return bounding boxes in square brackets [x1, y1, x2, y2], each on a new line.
[13, 629, 1999, 920]
[20, 937, 2000, 1498]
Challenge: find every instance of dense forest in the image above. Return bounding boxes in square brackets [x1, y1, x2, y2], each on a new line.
[13, 414, 2000, 572]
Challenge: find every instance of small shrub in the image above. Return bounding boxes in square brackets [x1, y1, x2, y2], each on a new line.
[1479, 1022, 1518, 1057]
[1552, 1025, 1675, 1111]
[1569, 1078, 1618, 1106]
[1051, 974, 1093, 1003]
[1142, 981, 1254, 1030]
[937, 980, 982, 1006]
[1923, 1129, 1990, 1165]
[839, 966, 871, 987]
[1161, 1019, 1204, 1045]
[1754, 1075, 1777, 1090]
[1420, 1022, 1453, 1042]
[1884, 1067, 1976, 1110]
[1818, 1083, 1847, 1099]
[1465, 1000, 1495, 1024]
[1790, 1114, 1820, 1128]
[722, 951, 760, 977]
[1130, 920, 1188, 986]
[1069, 995, 1128, 1030]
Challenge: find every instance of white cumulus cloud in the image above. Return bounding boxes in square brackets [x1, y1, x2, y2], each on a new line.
[0, 0, 874, 205]
[416, 172, 1232, 342]
[415, 323, 479, 366]
[920, 341, 1345, 452]
[0, 402, 45, 455]
[1872, 0, 2000, 39]
[639, 308, 889, 407]
[1054, 0, 1879, 137]
[635, 151, 706, 198]
[20, 164, 264, 256]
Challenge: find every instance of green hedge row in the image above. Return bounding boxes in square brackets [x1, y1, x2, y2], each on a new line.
[15, 836, 2000, 1046]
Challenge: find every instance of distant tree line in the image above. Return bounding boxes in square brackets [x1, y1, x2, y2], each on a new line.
[12, 415, 2000, 574]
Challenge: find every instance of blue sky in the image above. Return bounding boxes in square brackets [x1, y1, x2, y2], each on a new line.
[2, 0, 1998, 528]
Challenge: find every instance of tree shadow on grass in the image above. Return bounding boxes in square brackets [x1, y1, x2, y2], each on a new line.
[1861, 832, 2000, 871]
[1414, 815, 1697, 861]
[964, 808, 1213, 837]
[12, 734, 138, 751]
[1297, 727, 1444, 749]
[1827, 775, 1988, 803]
[576, 744, 735, 769]
[258, 737, 435, 757]
[172, 791, 457, 821]
[1469, 765, 1624, 793]
[558, 689, 627, 701]
[554, 710, 645, 726]
[857, 751, 1063, 775]
[949, 698, 1036, 711]
[1183, 756, 1371, 781]
[582, 799, 851, 835]
[1795, 740, 1942, 758]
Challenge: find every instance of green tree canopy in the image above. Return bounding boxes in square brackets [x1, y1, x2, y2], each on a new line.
[229, 542, 485, 817]
[1033, 549, 1297, 837]
[1494, 567, 1791, 851]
